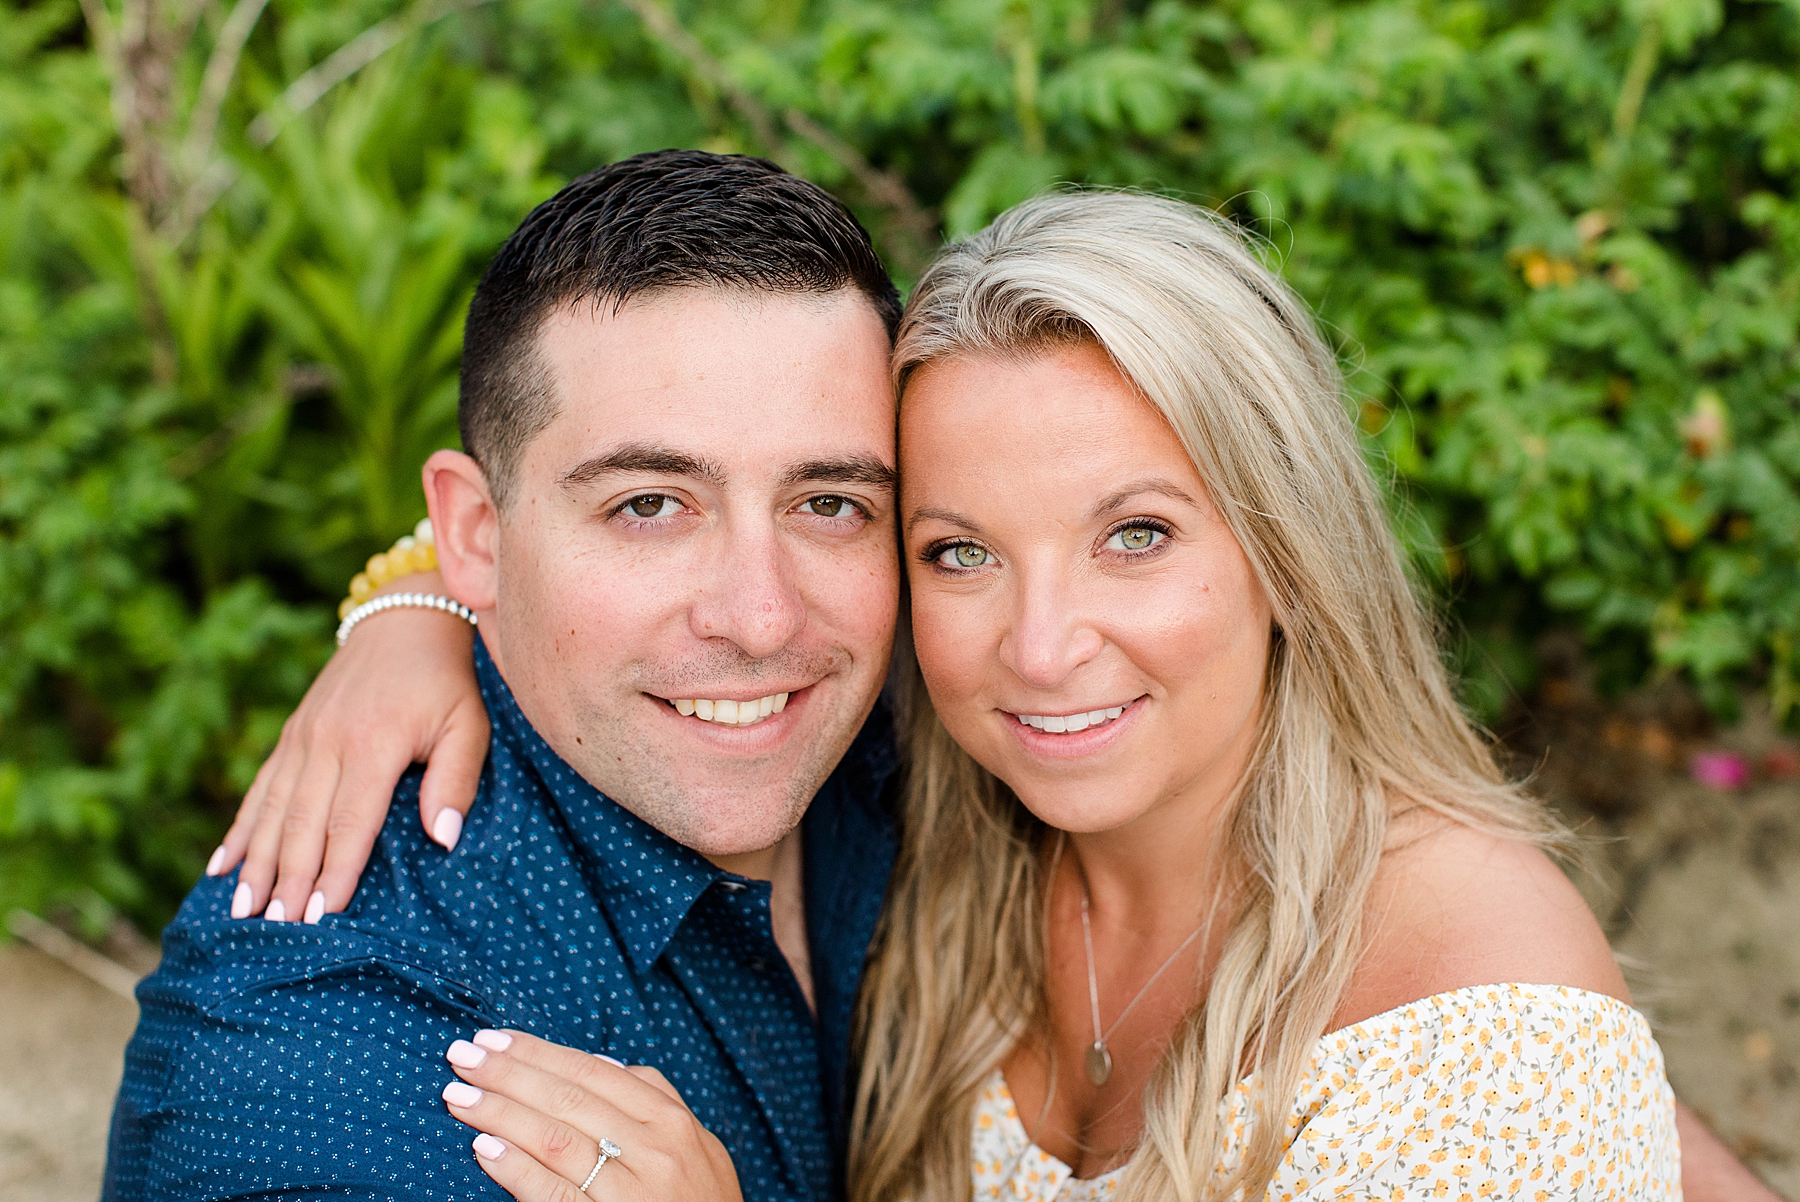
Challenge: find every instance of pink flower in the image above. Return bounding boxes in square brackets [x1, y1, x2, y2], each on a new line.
[1689, 751, 1749, 791]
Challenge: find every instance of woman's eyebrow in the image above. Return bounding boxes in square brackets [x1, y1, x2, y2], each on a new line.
[1090, 478, 1199, 518]
[906, 506, 983, 535]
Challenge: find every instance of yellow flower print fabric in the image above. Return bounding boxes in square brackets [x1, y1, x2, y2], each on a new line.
[968, 983, 1680, 1201]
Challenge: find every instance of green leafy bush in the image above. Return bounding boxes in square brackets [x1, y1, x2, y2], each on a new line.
[2, 0, 1796, 928]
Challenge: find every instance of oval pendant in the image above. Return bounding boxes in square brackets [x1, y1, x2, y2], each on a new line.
[1086, 1041, 1113, 1087]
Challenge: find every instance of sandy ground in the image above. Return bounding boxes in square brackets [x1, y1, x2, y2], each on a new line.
[3, 679, 1797, 1198]
[0, 945, 138, 1202]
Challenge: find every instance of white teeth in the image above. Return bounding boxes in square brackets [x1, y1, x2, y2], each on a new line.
[1012, 702, 1131, 734]
[669, 692, 792, 727]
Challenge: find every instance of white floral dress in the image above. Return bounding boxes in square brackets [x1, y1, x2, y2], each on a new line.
[969, 983, 1681, 1201]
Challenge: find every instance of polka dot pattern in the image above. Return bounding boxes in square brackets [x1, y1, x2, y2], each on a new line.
[969, 984, 1679, 1201]
[105, 640, 898, 1201]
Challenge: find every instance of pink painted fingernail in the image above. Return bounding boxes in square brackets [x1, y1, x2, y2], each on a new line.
[230, 883, 253, 919]
[472, 1029, 512, 1052]
[472, 1133, 506, 1161]
[206, 846, 228, 876]
[442, 1081, 483, 1107]
[264, 898, 286, 923]
[303, 891, 326, 925]
[432, 809, 464, 851]
[447, 1040, 487, 1068]
[596, 1054, 625, 1067]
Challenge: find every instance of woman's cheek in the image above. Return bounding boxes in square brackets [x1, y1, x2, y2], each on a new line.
[911, 593, 990, 730]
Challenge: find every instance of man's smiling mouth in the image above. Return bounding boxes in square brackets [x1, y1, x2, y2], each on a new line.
[664, 692, 791, 727]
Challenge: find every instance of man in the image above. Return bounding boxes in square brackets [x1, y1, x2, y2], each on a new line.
[107, 150, 1782, 1202]
[105, 150, 903, 1201]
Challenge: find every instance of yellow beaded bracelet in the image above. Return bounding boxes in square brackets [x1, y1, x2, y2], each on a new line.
[337, 518, 439, 620]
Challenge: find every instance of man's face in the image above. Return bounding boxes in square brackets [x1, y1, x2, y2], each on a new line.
[479, 289, 898, 857]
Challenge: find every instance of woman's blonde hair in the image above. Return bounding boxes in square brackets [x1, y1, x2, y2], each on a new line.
[848, 191, 1551, 1202]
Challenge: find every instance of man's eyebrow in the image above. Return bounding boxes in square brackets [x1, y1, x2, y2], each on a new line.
[778, 455, 898, 493]
[905, 506, 983, 535]
[558, 442, 728, 490]
[1091, 478, 1200, 518]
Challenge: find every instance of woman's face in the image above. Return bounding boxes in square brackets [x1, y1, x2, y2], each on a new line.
[902, 341, 1274, 837]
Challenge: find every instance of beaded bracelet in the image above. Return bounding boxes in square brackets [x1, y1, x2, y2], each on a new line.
[336, 592, 477, 648]
[337, 518, 439, 620]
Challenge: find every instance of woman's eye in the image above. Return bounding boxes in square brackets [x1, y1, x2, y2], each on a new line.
[624, 494, 681, 519]
[935, 544, 991, 569]
[1107, 524, 1166, 553]
[800, 495, 860, 519]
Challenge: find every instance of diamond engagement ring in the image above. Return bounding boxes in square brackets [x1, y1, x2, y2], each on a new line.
[578, 1137, 622, 1195]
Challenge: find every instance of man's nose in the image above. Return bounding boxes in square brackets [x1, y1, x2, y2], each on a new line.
[997, 570, 1104, 690]
[688, 522, 807, 659]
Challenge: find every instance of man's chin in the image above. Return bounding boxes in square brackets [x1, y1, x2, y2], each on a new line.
[652, 795, 813, 865]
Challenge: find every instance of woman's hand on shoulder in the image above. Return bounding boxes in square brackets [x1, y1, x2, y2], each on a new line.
[209, 569, 490, 924]
[1337, 813, 1628, 1028]
[442, 1030, 743, 1202]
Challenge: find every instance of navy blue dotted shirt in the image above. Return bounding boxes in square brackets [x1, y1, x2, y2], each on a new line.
[104, 640, 897, 1201]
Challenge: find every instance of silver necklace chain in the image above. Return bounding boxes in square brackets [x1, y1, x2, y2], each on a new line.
[1077, 883, 1206, 1087]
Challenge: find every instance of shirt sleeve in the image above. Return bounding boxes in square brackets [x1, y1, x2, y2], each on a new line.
[104, 912, 510, 1201]
[1264, 985, 1681, 1201]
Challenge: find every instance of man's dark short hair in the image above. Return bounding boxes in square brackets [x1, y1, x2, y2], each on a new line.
[459, 149, 903, 505]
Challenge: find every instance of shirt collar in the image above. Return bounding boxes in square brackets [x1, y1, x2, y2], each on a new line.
[475, 640, 720, 974]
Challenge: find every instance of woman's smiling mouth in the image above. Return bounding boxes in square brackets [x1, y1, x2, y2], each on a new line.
[1004, 698, 1142, 733]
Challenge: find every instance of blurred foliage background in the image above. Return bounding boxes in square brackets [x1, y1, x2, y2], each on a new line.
[2, 0, 1797, 932]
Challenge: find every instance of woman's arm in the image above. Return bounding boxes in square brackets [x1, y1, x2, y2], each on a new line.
[1677, 1101, 1786, 1201]
[211, 568, 490, 924]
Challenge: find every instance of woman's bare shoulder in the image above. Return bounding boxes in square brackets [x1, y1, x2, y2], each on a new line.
[1330, 809, 1628, 1032]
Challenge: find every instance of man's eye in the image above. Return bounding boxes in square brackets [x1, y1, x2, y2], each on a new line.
[1106, 524, 1166, 553]
[624, 494, 681, 519]
[800, 495, 860, 519]
[935, 543, 991, 569]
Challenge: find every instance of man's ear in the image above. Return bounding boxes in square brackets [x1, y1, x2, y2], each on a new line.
[423, 450, 500, 614]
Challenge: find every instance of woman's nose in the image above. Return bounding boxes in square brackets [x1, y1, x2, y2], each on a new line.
[998, 578, 1105, 690]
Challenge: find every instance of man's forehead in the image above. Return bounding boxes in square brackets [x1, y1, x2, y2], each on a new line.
[537, 287, 891, 386]
[525, 288, 896, 485]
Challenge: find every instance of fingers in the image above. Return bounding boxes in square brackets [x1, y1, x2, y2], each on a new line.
[263, 744, 347, 923]
[307, 754, 410, 916]
[210, 752, 278, 880]
[466, 1131, 594, 1202]
[442, 1031, 741, 1202]
[459, 1031, 678, 1118]
[418, 702, 490, 851]
[444, 1077, 629, 1199]
[620, 1066, 683, 1105]
[232, 716, 315, 918]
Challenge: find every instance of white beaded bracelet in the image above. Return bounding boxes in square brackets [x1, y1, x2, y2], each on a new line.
[335, 591, 478, 647]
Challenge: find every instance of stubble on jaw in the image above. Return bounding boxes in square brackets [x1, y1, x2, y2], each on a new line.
[542, 644, 879, 858]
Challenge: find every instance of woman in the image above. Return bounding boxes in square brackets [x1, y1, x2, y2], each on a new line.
[216, 191, 1680, 1199]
